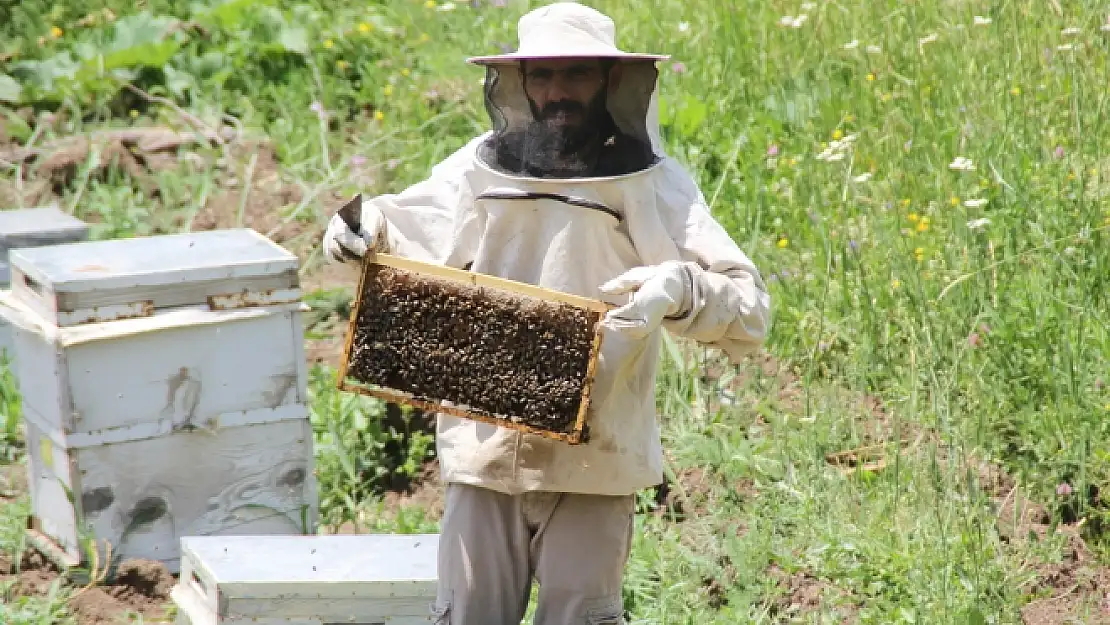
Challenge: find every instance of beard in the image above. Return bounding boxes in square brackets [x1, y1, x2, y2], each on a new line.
[519, 90, 612, 178]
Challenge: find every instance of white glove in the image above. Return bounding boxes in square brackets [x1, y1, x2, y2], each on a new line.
[598, 261, 692, 338]
[323, 202, 386, 264]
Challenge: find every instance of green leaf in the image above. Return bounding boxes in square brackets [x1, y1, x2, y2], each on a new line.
[0, 73, 21, 103]
[277, 26, 309, 55]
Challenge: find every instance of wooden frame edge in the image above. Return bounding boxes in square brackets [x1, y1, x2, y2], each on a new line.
[337, 380, 586, 445]
[334, 253, 371, 394]
[371, 253, 612, 313]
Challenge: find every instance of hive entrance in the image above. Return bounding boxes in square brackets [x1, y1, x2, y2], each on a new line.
[337, 255, 606, 444]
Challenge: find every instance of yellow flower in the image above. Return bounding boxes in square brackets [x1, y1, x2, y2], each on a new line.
[129, 109, 138, 118]
[788, 157, 798, 167]
[383, 84, 394, 97]
[914, 247, 925, 260]
[832, 129, 844, 140]
[336, 60, 349, 70]
[845, 114, 856, 123]
[949, 196, 960, 207]
[916, 221, 929, 233]
[907, 213, 919, 223]
[324, 39, 334, 49]
[401, 68, 411, 77]
[777, 238, 789, 249]
[374, 110, 385, 121]
[419, 33, 430, 43]
[891, 278, 902, 289]
[1010, 86, 1021, 96]
[880, 92, 892, 102]
[866, 72, 876, 82]
[358, 22, 371, 33]
[900, 199, 911, 208]
[425, 0, 436, 8]
[1067, 172, 1076, 181]
[50, 26, 63, 38]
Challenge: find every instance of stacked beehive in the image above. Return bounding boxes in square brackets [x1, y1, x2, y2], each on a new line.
[0, 228, 317, 572]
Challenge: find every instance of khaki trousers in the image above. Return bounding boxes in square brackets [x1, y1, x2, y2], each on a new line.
[431, 483, 636, 625]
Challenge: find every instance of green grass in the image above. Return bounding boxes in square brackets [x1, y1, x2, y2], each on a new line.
[2, 0, 1109, 623]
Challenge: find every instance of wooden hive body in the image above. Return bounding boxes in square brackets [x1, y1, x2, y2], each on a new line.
[0, 228, 317, 572]
[0, 206, 90, 361]
[338, 253, 608, 445]
[171, 533, 440, 625]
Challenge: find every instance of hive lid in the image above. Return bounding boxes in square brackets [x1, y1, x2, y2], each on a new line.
[180, 534, 439, 599]
[0, 207, 89, 251]
[8, 228, 302, 327]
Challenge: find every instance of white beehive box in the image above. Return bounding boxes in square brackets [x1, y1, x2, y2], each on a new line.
[171, 533, 440, 625]
[0, 228, 318, 572]
[0, 206, 90, 360]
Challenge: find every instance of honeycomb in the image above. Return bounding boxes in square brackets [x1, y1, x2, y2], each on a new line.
[340, 262, 603, 441]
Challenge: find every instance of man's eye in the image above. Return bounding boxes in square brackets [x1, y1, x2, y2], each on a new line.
[528, 70, 554, 81]
[567, 68, 592, 80]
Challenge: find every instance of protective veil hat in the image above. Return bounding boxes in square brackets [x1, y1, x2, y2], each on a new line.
[467, 2, 669, 66]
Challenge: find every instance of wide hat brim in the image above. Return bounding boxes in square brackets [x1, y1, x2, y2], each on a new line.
[467, 50, 670, 65]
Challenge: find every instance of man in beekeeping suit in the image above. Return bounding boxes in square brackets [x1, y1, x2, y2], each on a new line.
[322, 2, 771, 623]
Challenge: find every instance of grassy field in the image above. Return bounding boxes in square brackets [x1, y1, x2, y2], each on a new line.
[1, 0, 1109, 623]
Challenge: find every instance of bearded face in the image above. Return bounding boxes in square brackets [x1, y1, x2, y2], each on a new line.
[518, 59, 617, 177]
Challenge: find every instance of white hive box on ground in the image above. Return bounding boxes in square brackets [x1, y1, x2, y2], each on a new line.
[0, 228, 318, 573]
[0, 206, 90, 360]
[171, 533, 440, 625]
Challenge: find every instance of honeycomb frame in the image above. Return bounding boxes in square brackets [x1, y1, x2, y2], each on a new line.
[336, 253, 609, 445]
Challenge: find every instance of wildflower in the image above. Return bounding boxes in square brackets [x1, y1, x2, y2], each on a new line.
[50, 26, 63, 38]
[843, 39, 859, 50]
[788, 157, 798, 167]
[425, 0, 436, 8]
[967, 332, 982, 348]
[964, 198, 988, 208]
[1010, 86, 1021, 96]
[891, 278, 901, 289]
[351, 154, 368, 167]
[437, 1, 457, 11]
[777, 238, 789, 249]
[866, 72, 876, 82]
[973, 16, 992, 26]
[907, 212, 919, 222]
[832, 129, 844, 140]
[949, 196, 960, 207]
[767, 144, 780, 157]
[358, 22, 372, 33]
[916, 219, 929, 233]
[129, 109, 139, 118]
[383, 84, 394, 97]
[949, 157, 975, 172]
[671, 62, 687, 74]
[336, 60, 349, 70]
[1057, 482, 1073, 496]
[374, 110, 385, 122]
[1057, 43, 1076, 51]
[419, 33, 430, 43]
[310, 101, 327, 120]
[324, 39, 334, 49]
[853, 172, 872, 183]
[901, 199, 912, 208]
[967, 217, 991, 231]
[387, 158, 401, 170]
[914, 246, 925, 260]
[801, 2, 815, 9]
[779, 14, 808, 28]
[1061, 27, 1081, 36]
[678, 22, 690, 33]
[866, 45, 882, 54]
[918, 33, 938, 47]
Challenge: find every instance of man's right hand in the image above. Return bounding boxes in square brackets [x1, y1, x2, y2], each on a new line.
[323, 203, 385, 264]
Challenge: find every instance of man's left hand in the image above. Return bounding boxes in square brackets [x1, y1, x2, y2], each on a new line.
[598, 261, 691, 338]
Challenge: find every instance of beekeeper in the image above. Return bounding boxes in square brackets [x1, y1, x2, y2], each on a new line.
[322, 2, 771, 623]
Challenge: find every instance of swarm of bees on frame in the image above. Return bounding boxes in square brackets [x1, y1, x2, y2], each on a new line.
[345, 264, 599, 435]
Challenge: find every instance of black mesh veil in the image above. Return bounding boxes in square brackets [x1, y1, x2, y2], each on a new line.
[475, 59, 663, 180]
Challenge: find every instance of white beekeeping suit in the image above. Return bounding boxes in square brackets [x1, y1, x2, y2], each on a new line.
[323, 3, 771, 624]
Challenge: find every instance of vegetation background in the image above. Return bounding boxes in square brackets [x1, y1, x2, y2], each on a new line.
[1, 0, 1108, 623]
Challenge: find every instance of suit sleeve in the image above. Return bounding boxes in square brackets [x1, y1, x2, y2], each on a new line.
[364, 136, 484, 266]
[657, 165, 773, 362]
